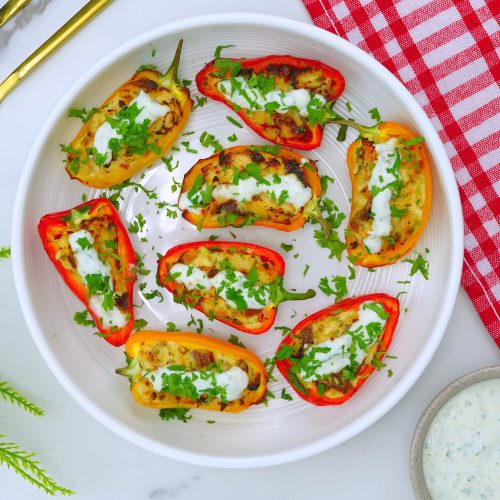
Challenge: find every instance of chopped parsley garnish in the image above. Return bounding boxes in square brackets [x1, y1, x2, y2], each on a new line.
[192, 96, 208, 110]
[200, 131, 223, 152]
[134, 319, 148, 331]
[318, 275, 348, 302]
[226, 115, 243, 128]
[128, 213, 146, 234]
[166, 322, 180, 332]
[227, 334, 246, 348]
[368, 107, 381, 123]
[159, 408, 192, 423]
[280, 243, 293, 252]
[280, 388, 293, 401]
[404, 252, 430, 280]
[73, 310, 95, 327]
[0, 246, 11, 259]
[76, 237, 92, 250]
[67, 107, 97, 123]
[303, 264, 310, 276]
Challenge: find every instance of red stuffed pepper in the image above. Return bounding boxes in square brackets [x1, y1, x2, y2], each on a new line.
[276, 294, 399, 405]
[196, 51, 345, 150]
[157, 241, 316, 334]
[38, 198, 136, 346]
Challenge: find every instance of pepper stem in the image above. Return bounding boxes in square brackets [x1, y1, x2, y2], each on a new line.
[115, 354, 141, 386]
[161, 39, 183, 87]
[306, 201, 332, 242]
[322, 102, 381, 141]
[274, 281, 316, 306]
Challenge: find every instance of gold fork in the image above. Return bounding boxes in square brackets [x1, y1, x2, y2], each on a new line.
[0, 0, 112, 104]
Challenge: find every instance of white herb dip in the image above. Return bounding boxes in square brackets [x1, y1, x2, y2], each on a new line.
[423, 378, 500, 500]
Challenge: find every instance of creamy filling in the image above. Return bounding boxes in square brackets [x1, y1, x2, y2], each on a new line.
[178, 173, 312, 214]
[423, 379, 500, 500]
[68, 229, 127, 328]
[169, 263, 272, 310]
[93, 90, 169, 165]
[300, 301, 387, 381]
[146, 365, 249, 402]
[217, 76, 326, 117]
[364, 138, 399, 254]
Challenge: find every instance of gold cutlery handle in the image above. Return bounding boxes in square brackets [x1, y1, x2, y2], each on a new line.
[0, 0, 31, 28]
[0, 0, 112, 104]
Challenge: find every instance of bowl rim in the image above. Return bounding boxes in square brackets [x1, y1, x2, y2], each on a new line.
[12, 12, 464, 468]
[410, 365, 500, 499]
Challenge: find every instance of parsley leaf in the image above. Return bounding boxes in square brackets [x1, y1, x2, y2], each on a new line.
[227, 334, 246, 348]
[73, 310, 95, 327]
[159, 408, 192, 423]
[404, 252, 430, 280]
[0, 247, 11, 259]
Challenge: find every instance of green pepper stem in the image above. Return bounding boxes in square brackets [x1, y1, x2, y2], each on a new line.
[275, 284, 316, 305]
[306, 202, 332, 241]
[115, 354, 140, 386]
[162, 38, 183, 86]
[322, 102, 381, 141]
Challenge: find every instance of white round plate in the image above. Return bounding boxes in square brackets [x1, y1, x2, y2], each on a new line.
[13, 14, 463, 468]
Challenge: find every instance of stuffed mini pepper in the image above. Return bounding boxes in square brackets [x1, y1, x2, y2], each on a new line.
[116, 331, 268, 412]
[38, 198, 136, 346]
[276, 294, 399, 405]
[196, 51, 345, 149]
[64, 40, 192, 188]
[157, 241, 316, 334]
[178, 145, 331, 233]
[335, 120, 432, 267]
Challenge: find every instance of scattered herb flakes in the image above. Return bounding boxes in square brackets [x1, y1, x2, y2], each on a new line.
[192, 96, 208, 110]
[142, 289, 164, 302]
[73, 310, 95, 327]
[67, 106, 97, 123]
[303, 264, 310, 276]
[275, 325, 292, 336]
[206, 420, 216, 424]
[208, 235, 219, 241]
[227, 133, 238, 142]
[280, 388, 293, 401]
[227, 334, 246, 348]
[280, 242, 293, 252]
[181, 79, 192, 87]
[166, 322, 180, 332]
[404, 252, 430, 280]
[128, 213, 146, 234]
[159, 408, 192, 423]
[226, 115, 243, 128]
[161, 155, 179, 172]
[199, 130, 223, 153]
[0, 247, 11, 259]
[134, 319, 148, 331]
[369, 107, 381, 123]
[345, 101, 352, 112]
[318, 275, 348, 302]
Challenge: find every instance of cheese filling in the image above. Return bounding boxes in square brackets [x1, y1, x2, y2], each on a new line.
[93, 90, 169, 165]
[169, 263, 272, 310]
[68, 229, 127, 328]
[217, 76, 326, 117]
[178, 173, 312, 214]
[364, 138, 400, 254]
[146, 365, 249, 402]
[300, 301, 387, 381]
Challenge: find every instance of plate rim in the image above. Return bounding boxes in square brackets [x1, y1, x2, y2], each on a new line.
[12, 12, 464, 468]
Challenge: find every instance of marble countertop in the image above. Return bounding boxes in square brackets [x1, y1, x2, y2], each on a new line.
[0, 0, 498, 498]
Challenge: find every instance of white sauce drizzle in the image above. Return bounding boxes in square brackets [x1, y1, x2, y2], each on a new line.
[93, 90, 169, 165]
[301, 301, 387, 381]
[363, 138, 399, 254]
[178, 173, 312, 214]
[68, 229, 127, 328]
[217, 76, 326, 117]
[146, 366, 249, 402]
[423, 378, 500, 500]
[169, 263, 271, 310]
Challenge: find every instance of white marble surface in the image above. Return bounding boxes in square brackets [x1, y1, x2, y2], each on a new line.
[0, 0, 498, 498]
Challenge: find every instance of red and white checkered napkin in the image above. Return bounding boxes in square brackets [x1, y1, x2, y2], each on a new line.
[302, 0, 500, 345]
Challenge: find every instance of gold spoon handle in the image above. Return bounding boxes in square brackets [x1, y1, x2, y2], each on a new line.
[0, 0, 31, 28]
[0, 0, 112, 104]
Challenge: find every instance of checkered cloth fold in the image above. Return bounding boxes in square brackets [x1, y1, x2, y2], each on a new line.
[302, 0, 500, 346]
